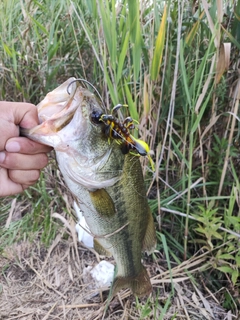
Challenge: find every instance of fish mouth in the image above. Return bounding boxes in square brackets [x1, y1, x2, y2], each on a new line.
[26, 77, 81, 136]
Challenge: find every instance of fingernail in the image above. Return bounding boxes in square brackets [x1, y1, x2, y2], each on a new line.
[0, 152, 6, 163]
[6, 141, 20, 152]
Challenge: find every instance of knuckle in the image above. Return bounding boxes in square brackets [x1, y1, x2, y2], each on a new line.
[8, 169, 20, 182]
[9, 169, 40, 185]
[38, 153, 49, 168]
[5, 153, 23, 169]
[1, 153, 12, 168]
[29, 169, 40, 182]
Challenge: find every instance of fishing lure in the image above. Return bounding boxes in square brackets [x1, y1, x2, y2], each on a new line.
[91, 104, 155, 170]
[67, 78, 154, 169]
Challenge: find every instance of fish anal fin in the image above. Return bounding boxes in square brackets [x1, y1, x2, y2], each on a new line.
[89, 189, 116, 217]
[94, 239, 112, 257]
[112, 266, 152, 297]
[143, 207, 157, 255]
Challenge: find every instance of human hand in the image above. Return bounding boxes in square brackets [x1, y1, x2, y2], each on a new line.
[0, 101, 52, 197]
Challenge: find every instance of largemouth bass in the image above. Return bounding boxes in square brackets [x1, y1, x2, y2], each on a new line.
[21, 77, 156, 297]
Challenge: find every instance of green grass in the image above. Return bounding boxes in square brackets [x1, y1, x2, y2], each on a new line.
[0, 0, 239, 317]
[0, 164, 69, 249]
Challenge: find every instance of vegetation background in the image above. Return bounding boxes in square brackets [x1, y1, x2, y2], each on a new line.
[0, 0, 239, 319]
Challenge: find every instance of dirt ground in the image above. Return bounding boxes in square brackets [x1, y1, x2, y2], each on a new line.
[0, 231, 235, 320]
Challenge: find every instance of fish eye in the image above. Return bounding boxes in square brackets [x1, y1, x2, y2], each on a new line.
[91, 110, 103, 124]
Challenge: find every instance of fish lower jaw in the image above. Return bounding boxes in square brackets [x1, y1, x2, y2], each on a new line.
[56, 153, 121, 191]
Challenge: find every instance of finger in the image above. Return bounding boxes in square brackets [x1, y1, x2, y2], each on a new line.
[5, 137, 52, 154]
[0, 101, 39, 128]
[0, 168, 24, 197]
[0, 152, 49, 170]
[8, 169, 40, 185]
[0, 102, 39, 151]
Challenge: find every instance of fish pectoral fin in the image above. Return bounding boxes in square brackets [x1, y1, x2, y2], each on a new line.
[89, 189, 116, 217]
[111, 266, 152, 297]
[94, 239, 112, 257]
[142, 207, 157, 255]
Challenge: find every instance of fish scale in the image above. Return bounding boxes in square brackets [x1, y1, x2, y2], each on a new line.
[21, 77, 157, 297]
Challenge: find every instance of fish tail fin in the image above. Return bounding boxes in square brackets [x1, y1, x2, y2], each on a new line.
[111, 266, 152, 297]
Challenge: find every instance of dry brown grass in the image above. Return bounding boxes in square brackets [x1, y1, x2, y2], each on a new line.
[0, 219, 234, 320]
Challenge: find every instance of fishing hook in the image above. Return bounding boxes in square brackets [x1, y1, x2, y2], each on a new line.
[66, 78, 105, 109]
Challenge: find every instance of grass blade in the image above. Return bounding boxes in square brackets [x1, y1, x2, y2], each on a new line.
[127, 0, 142, 81]
[179, 40, 192, 108]
[116, 31, 130, 84]
[221, 25, 240, 50]
[151, 5, 167, 80]
[124, 81, 139, 123]
[185, 11, 204, 46]
[99, 0, 117, 75]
